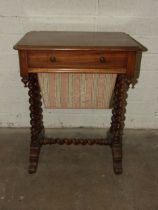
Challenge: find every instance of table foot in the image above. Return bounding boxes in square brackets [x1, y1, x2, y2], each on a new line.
[28, 163, 38, 174]
[112, 146, 123, 174]
[28, 146, 40, 174]
[113, 160, 122, 174]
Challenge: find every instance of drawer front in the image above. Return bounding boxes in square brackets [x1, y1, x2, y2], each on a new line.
[27, 50, 127, 69]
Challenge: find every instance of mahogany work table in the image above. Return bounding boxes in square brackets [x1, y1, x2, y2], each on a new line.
[14, 31, 146, 174]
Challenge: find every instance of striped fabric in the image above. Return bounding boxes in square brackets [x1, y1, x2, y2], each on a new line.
[38, 73, 117, 109]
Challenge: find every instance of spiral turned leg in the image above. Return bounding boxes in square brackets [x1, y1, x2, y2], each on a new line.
[27, 73, 44, 174]
[109, 74, 129, 174]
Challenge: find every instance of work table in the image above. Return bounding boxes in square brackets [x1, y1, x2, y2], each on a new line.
[14, 31, 146, 174]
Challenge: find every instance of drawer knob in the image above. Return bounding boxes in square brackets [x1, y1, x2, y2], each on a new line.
[50, 56, 56, 63]
[100, 56, 106, 63]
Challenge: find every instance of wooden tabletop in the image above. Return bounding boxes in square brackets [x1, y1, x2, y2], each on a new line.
[14, 31, 147, 51]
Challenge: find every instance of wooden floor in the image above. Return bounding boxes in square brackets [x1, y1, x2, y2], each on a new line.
[0, 128, 158, 210]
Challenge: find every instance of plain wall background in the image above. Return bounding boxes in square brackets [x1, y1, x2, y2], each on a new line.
[0, 0, 158, 128]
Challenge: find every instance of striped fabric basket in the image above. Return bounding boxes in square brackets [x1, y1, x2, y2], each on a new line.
[38, 73, 117, 109]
